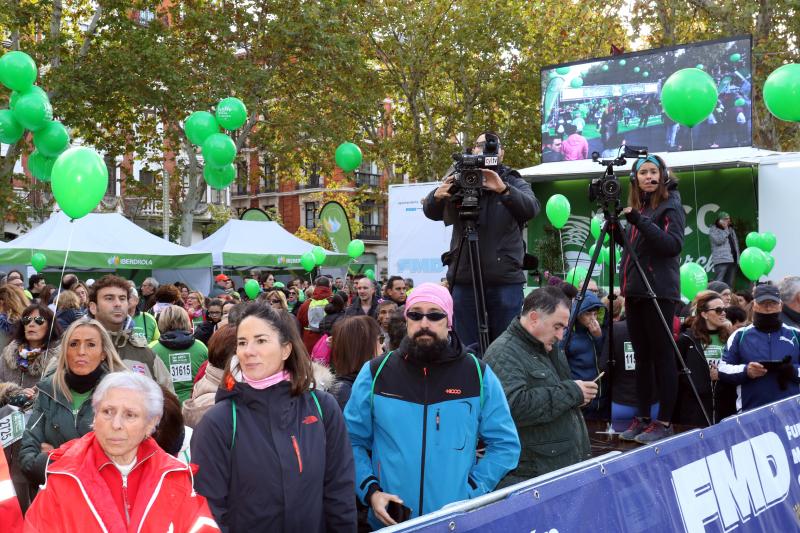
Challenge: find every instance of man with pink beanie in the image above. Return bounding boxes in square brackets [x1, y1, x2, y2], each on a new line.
[345, 283, 520, 528]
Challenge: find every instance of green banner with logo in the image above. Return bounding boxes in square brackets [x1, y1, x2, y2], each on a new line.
[318, 201, 352, 254]
[527, 166, 758, 289]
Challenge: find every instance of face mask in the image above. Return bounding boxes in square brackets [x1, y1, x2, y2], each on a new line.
[753, 311, 782, 333]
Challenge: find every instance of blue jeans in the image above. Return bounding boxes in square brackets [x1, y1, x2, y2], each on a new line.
[452, 283, 524, 354]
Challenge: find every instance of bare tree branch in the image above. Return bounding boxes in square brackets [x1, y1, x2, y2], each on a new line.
[50, 0, 63, 68]
[78, 5, 104, 60]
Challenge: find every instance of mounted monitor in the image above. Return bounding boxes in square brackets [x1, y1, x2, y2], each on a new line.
[540, 35, 752, 162]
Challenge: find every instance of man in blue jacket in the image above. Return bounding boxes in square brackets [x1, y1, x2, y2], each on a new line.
[344, 283, 520, 528]
[719, 284, 800, 412]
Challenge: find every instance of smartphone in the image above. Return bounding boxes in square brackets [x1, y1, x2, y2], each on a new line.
[387, 501, 412, 523]
[593, 371, 606, 383]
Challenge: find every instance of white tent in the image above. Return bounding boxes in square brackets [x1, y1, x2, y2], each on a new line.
[192, 219, 350, 269]
[0, 212, 213, 290]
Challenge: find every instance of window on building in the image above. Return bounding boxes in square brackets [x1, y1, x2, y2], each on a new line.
[236, 160, 248, 196]
[104, 155, 117, 196]
[260, 159, 276, 192]
[139, 169, 155, 186]
[305, 201, 317, 229]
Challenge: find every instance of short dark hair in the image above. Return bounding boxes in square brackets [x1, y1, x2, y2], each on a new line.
[332, 316, 381, 376]
[153, 385, 184, 457]
[324, 293, 346, 315]
[226, 302, 247, 324]
[28, 274, 44, 291]
[226, 303, 315, 396]
[386, 309, 407, 351]
[725, 305, 747, 325]
[89, 275, 131, 304]
[522, 286, 570, 316]
[206, 324, 236, 369]
[61, 274, 79, 291]
[315, 276, 331, 287]
[153, 284, 181, 304]
[479, 130, 502, 147]
[206, 298, 224, 310]
[14, 304, 61, 347]
[386, 276, 404, 291]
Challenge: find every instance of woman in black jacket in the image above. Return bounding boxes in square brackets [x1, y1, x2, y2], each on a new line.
[328, 316, 382, 411]
[191, 303, 356, 532]
[675, 291, 735, 426]
[616, 154, 686, 444]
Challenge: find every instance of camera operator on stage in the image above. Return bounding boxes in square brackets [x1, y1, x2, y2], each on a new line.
[423, 131, 539, 351]
[616, 154, 686, 444]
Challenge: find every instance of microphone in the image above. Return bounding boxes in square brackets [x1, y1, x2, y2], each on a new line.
[648, 179, 659, 185]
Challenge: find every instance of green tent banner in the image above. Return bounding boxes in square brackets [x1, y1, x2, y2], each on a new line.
[221, 252, 351, 268]
[0, 248, 211, 270]
[527, 166, 757, 288]
[318, 201, 352, 254]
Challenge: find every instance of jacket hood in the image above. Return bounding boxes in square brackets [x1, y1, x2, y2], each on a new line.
[158, 330, 196, 350]
[1, 340, 59, 377]
[312, 361, 334, 390]
[312, 286, 333, 301]
[575, 291, 603, 315]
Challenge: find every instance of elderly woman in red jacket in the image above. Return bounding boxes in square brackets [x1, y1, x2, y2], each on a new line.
[25, 372, 219, 533]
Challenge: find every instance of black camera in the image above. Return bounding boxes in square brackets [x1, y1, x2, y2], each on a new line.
[589, 145, 648, 205]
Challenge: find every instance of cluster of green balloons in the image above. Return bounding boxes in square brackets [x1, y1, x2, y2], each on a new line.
[566, 266, 588, 288]
[244, 278, 261, 300]
[185, 97, 248, 190]
[0, 51, 71, 182]
[680, 262, 708, 301]
[661, 68, 718, 127]
[335, 142, 363, 173]
[588, 243, 611, 265]
[545, 194, 570, 229]
[590, 215, 610, 244]
[763, 63, 800, 123]
[739, 232, 777, 281]
[364, 268, 375, 280]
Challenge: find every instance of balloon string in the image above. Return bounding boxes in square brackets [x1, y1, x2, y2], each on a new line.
[42, 220, 76, 372]
[690, 130, 701, 260]
[559, 230, 566, 276]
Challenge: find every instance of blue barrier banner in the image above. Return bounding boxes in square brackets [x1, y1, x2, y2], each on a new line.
[399, 395, 800, 532]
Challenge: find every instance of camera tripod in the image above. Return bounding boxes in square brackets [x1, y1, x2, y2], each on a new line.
[562, 161, 711, 432]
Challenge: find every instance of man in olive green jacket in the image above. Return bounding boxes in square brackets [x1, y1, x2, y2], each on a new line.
[484, 286, 598, 487]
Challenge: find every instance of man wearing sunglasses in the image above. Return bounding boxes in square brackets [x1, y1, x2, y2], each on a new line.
[423, 131, 539, 352]
[345, 283, 520, 528]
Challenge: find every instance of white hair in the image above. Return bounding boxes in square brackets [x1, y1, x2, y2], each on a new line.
[92, 372, 164, 421]
[779, 276, 800, 304]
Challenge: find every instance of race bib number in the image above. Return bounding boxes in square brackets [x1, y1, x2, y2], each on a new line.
[624, 342, 636, 371]
[704, 344, 723, 369]
[169, 353, 192, 383]
[0, 408, 25, 448]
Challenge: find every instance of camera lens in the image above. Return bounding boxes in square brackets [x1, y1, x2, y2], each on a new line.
[602, 179, 620, 196]
[463, 171, 481, 187]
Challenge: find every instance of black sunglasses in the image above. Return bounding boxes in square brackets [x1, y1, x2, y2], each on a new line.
[705, 307, 726, 315]
[23, 316, 46, 325]
[406, 311, 448, 322]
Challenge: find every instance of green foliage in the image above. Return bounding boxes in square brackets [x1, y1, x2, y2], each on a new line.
[535, 223, 567, 279]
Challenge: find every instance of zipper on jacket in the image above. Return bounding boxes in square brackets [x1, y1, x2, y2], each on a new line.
[122, 474, 131, 524]
[291, 435, 303, 473]
[436, 409, 440, 431]
[419, 366, 429, 516]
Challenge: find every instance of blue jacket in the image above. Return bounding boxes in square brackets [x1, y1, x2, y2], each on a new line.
[562, 292, 606, 415]
[344, 335, 520, 526]
[718, 324, 800, 412]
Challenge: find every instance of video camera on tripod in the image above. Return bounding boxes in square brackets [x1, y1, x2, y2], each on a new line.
[450, 134, 501, 219]
[588, 145, 649, 205]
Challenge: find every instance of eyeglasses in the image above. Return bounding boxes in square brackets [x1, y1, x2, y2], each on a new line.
[406, 311, 448, 322]
[705, 307, 726, 315]
[269, 299, 282, 305]
[207, 311, 222, 316]
[22, 316, 46, 325]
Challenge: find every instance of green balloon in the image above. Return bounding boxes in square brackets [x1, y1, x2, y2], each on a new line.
[588, 244, 608, 264]
[300, 252, 316, 272]
[545, 194, 570, 229]
[590, 216, 610, 244]
[566, 266, 588, 288]
[733, 98, 745, 107]
[570, 77, 583, 88]
[202, 133, 236, 168]
[556, 66, 570, 75]
[602, 64, 609, 72]
[739, 247, 767, 281]
[634, 67, 640, 73]
[745, 231, 760, 249]
[347, 239, 365, 259]
[31, 252, 46, 273]
[0, 51, 37, 92]
[33, 121, 70, 158]
[28, 149, 56, 182]
[696, 64, 704, 70]
[215, 97, 248, 131]
[311, 245, 326, 266]
[643, 71, 649, 78]
[185, 111, 220, 146]
[764, 253, 776, 275]
[619, 59, 627, 66]
[273, 281, 285, 288]
[660, 68, 718, 127]
[51, 147, 108, 219]
[365, 268, 375, 281]
[12, 88, 52, 131]
[0, 109, 24, 144]
[335, 142, 363, 173]
[244, 278, 260, 300]
[680, 262, 708, 301]
[759, 232, 777, 253]
[763, 64, 800, 122]
[297, 289, 306, 302]
[9, 86, 46, 111]
[730, 53, 742, 62]
[203, 164, 236, 189]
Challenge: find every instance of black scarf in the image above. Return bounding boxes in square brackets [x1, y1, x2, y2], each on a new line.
[753, 312, 783, 333]
[65, 364, 105, 394]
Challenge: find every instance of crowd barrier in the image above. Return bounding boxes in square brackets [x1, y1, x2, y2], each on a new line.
[386, 394, 800, 532]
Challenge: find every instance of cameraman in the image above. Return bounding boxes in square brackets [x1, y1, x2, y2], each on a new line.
[423, 131, 539, 350]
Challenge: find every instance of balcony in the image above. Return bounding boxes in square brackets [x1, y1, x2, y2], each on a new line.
[357, 224, 383, 240]
[354, 171, 381, 188]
